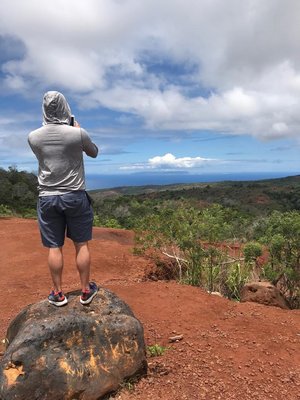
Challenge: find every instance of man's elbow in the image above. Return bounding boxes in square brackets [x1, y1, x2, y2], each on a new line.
[90, 146, 99, 158]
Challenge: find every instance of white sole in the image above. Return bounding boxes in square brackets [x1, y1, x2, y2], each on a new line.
[80, 289, 98, 305]
[48, 297, 68, 306]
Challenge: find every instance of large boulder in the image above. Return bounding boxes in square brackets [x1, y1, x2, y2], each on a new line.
[0, 287, 147, 400]
[240, 281, 291, 309]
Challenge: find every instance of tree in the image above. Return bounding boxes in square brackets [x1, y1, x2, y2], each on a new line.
[257, 210, 300, 305]
[0, 166, 38, 214]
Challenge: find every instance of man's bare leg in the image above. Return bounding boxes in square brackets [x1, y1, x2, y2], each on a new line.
[48, 247, 64, 292]
[74, 241, 91, 291]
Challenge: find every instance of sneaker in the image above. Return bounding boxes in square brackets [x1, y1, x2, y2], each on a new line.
[48, 290, 68, 307]
[80, 281, 98, 305]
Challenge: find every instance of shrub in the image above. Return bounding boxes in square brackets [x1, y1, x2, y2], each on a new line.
[147, 344, 168, 357]
[0, 204, 13, 217]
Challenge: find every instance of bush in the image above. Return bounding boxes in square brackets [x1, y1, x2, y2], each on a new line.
[255, 210, 300, 304]
[134, 203, 251, 294]
[0, 204, 13, 217]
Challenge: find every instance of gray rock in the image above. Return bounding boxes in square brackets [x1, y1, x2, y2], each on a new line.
[0, 287, 147, 400]
[240, 281, 291, 309]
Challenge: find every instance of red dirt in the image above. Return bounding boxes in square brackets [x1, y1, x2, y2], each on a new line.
[1, 218, 300, 400]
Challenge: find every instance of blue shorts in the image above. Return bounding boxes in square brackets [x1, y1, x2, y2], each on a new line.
[37, 191, 94, 248]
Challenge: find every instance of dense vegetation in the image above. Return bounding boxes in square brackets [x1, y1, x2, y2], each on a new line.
[133, 204, 300, 308]
[1, 167, 300, 306]
[0, 166, 37, 216]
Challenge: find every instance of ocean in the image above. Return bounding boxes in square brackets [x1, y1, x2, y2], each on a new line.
[86, 171, 298, 190]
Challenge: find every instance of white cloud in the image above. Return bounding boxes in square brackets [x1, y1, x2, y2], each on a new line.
[1, 0, 300, 139]
[272, 122, 289, 134]
[149, 153, 214, 168]
[121, 153, 217, 170]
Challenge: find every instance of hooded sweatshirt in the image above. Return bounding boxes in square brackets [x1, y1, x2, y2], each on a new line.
[28, 91, 98, 196]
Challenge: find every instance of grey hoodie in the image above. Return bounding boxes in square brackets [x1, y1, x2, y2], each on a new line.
[42, 91, 72, 125]
[28, 91, 98, 196]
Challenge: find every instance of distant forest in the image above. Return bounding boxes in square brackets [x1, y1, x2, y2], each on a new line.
[90, 173, 300, 229]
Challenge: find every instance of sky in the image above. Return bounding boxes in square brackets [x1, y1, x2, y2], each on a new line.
[1, 0, 300, 188]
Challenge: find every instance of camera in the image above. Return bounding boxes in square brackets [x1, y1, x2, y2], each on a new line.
[70, 115, 75, 126]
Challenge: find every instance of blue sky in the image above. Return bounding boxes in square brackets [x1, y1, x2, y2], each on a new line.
[1, 0, 300, 188]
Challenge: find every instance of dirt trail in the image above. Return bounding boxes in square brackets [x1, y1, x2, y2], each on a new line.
[1, 218, 300, 400]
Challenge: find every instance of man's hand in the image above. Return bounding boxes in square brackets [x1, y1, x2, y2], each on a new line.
[74, 120, 80, 128]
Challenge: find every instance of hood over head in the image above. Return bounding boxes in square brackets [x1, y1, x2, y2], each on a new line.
[43, 91, 72, 125]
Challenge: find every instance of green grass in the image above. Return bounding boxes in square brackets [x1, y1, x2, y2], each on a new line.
[147, 344, 168, 357]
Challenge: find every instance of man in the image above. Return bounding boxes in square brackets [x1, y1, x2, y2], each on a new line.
[28, 91, 99, 306]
